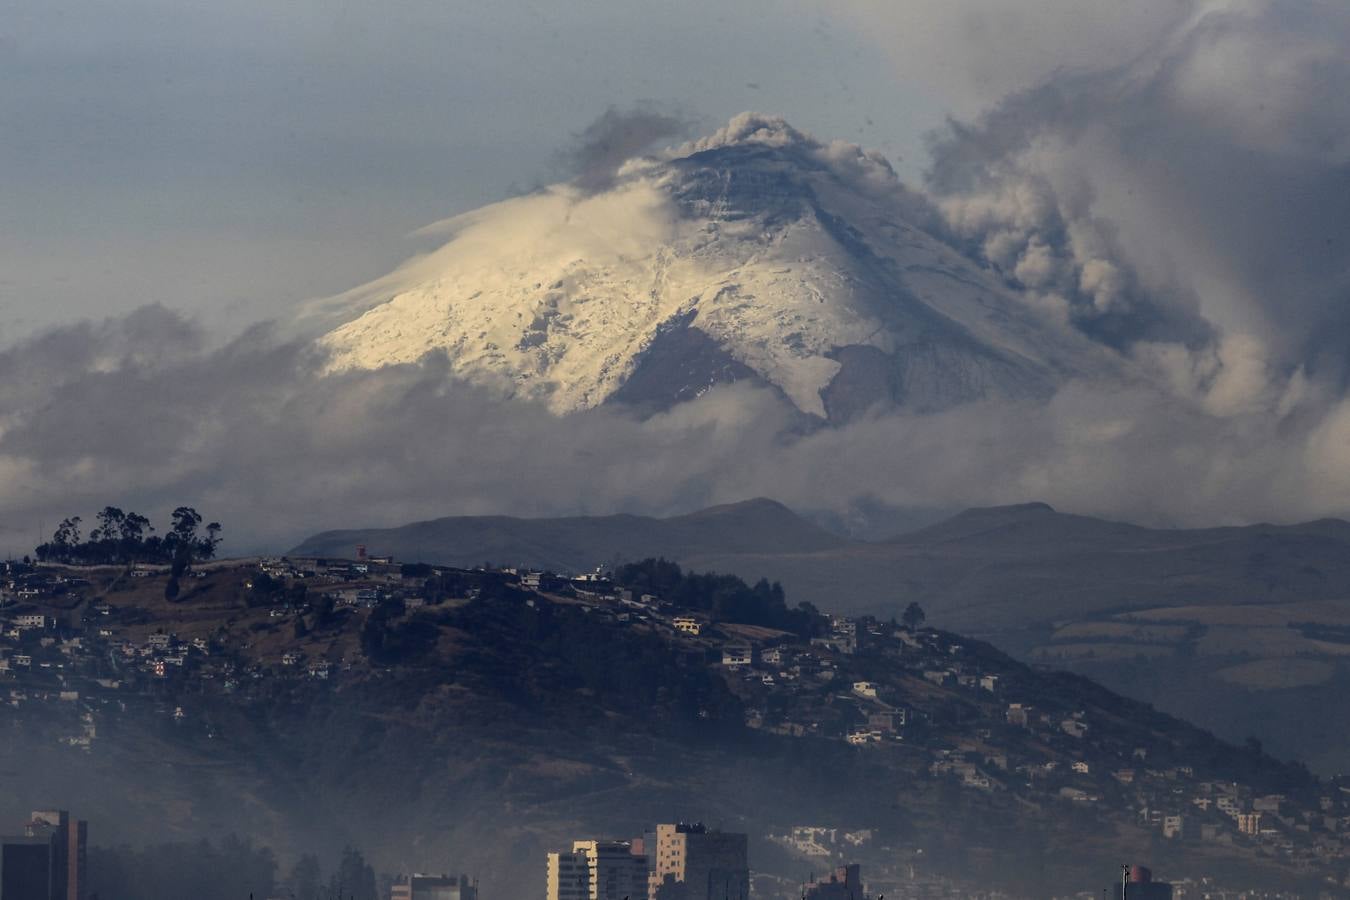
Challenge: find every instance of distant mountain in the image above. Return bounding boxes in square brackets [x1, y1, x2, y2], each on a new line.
[300, 114, 1121, 422]
[288, 498, 846, 572]
[291, 499, 1350, 629]
[688, 502, 1350, 628]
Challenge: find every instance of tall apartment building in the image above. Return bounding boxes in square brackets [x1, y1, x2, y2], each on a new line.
[547, 849, 591, 900]
[803, 864, 865, 900]
[1, 835, 56, 900]
[573, 841, 647, 900]
[1, 810, 86, 900]
[1109, 865, 1173, 900]
[647, 823, 748, 900]
[28, 811, 86, 900]
[548, 841, 647, 900]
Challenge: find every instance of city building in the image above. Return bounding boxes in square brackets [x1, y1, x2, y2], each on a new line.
[1005, 703, 1031, 727]
[1109, 865, 1173, 900]
[672, 617, 702, 636]
[572, 841, 647, 900]
[721, 646, 753, 667]
[547, 850, 591, 900]
[3, 810, 87, 900]
[803, 864, 866, 900]
[390, 874, 477, 900]
[1, 835, 55, 900]
[647, 823, 748, 900]
[31, 811, 85, 900]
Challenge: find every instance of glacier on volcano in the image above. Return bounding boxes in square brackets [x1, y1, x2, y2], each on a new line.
[306, 113, 1122, 422]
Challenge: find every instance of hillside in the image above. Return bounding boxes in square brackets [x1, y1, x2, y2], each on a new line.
[681, 504, 1350, 774]
[288, 498, 846, 572]
[0, 558, 1341, 898]
[291, 500, 1350, 774]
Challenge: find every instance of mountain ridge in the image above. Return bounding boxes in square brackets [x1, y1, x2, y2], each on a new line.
[288, 496, 846, 571]
[288, 498, 1350, 773]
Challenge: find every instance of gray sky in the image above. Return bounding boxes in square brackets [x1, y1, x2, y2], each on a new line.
[5, 0, 1350, 552]
[1, 0, 951, 340]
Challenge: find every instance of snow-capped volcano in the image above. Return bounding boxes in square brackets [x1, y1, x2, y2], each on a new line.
[306, 114, 1119, 420]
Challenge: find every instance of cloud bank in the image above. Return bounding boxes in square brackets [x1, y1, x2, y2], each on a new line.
[3, 300, 1350, 557]
[6, 2, 1350, 551]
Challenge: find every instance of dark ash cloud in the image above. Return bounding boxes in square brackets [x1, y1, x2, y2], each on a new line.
[561, 105, 694, 193]
[918, 2, 1350, 383]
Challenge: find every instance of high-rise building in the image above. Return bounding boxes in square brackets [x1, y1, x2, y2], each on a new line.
[547, 850, 591, 900]
[646, 823, 748, 900]
[27, 811, 85, 900]
[571, 841, 647, 900]
[803, 864, 865, 900]
[1110, 865, 1173, 900]
[389, 873, 477, 900]
[1, 834, 56, 900]
[2, 810, 86, 900]
[548, 840, 648, 900]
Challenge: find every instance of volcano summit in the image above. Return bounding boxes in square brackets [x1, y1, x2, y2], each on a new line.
[306, 114, 1120, 422]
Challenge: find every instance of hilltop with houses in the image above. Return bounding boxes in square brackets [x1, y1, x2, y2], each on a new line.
[0, 549, 1347, 896]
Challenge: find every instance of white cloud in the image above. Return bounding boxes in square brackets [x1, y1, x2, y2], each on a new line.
[4, 303, 1350, 558]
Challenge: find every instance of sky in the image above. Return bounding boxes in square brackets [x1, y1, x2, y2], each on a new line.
[4, 0, 1350, 552]
[1, 0, 945, 339]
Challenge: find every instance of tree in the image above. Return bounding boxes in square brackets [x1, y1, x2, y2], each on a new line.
[612, 558, 823, 637]
[361, 613, 389, 661]
[120, 511, 153, 545]
[54, 517, 82, 549]
[328, 847, 377, 900]
[164, 577, 181, 601]
[199, 521, 223, 559]
[902, 601, 927, 630]
[289, 854, 323, 900]
[34, 505, 221, 566]
[85, 835, 276, 900]
[171, 540, 193, 579]
[287, 582, 308, 608]
[169, 507, 203, 547]
[313, 594, 336, 626]
[91, 506, 125, 543]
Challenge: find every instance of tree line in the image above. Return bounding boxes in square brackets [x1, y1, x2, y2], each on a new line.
[613, 557, 825, 638]
[34, 505, 222, 566]
[87, 838, 382, 900]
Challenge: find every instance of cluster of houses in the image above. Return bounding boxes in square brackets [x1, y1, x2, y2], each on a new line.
[771, 825, 875, 858]
[597, 590, 1350, 874]
[0, 557, 391, 730]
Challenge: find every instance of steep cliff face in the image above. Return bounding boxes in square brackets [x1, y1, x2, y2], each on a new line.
[310, 114, 1119, 421]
